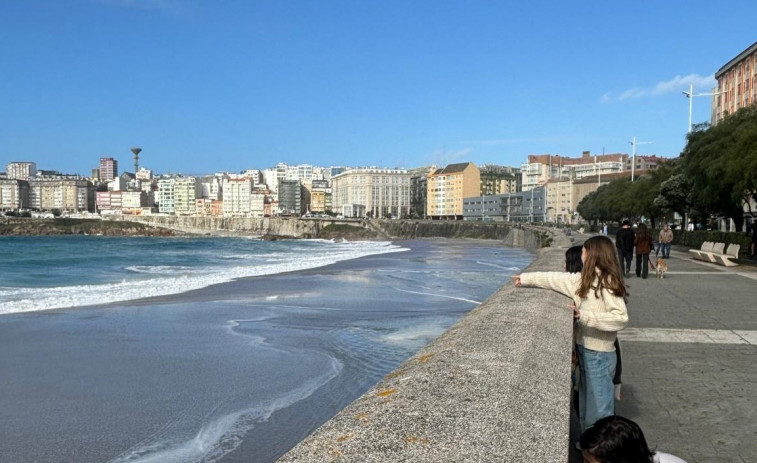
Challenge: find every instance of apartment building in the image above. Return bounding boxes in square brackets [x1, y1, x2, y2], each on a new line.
[712, 41, 757, 125]
[331, 168, 411, 219]
[99, 157, 118, 181]
[0, 179, 30, 210]
[222, 176, 253, 216]
[480, 164, 518, 195]
[174, 177, 201, 216]
[278, 179, 303, 215]
[521, 151, 628, 191]
[309, 179, 331, 213]
[6, 162, 37, 180]
[427, 162, 480, 220]
[463, 185, 546, 222]
[156, 178, 176, 214]
[28, 179, 93, 212]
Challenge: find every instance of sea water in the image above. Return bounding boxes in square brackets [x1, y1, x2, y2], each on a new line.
[0, 236, 533, 463]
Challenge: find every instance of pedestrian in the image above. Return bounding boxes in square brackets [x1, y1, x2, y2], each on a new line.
[751, 224, 757, 259]
[658, 223, 674, 259]
[615, 220, 635, 277]
[512, 235, 628, 433]
[579, 415, 687, 462]
[635, 223, 653, 279]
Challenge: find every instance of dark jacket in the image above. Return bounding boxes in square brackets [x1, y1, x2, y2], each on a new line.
[616, 227, 636, 253]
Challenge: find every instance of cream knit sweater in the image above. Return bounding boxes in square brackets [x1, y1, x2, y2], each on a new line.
[520, 271, 628, 352]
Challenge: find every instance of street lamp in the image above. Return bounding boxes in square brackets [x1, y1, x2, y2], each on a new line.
[682, 84, 724, 133]
[629, 136, 653, 181]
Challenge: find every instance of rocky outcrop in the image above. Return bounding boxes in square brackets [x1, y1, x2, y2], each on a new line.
[0, 218, 177, 236]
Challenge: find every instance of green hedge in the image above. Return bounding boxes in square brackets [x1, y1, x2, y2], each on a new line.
[658, 229, 752, 257]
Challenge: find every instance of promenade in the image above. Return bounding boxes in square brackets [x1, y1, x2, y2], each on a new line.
[570, 238, 757, 463]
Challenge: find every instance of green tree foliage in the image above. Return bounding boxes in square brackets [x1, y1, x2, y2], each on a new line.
[682, 106, 757, 229]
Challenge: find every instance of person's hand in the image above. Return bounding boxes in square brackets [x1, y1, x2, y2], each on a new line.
[567, 303, 580, 320]
[511, 275, 521, 287]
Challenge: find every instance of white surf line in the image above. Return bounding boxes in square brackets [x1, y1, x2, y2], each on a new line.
[394, 287, 482, 304]
[620, 327, 757, 345]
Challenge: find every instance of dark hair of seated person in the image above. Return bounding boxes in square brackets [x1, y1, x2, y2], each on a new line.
[565, 245, 583, 273]
[579, 415, 655, 463]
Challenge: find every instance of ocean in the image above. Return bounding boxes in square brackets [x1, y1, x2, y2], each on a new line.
[0, 236, 533, 462]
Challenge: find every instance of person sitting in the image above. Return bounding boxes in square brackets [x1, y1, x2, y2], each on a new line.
[579, 415, 687, 463]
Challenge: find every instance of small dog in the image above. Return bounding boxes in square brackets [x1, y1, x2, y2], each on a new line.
[656, 258, 668, 279]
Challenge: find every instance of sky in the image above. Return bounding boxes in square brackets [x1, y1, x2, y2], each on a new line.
[1, 0, 756, 176]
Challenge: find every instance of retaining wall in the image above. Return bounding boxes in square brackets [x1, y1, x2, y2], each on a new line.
[278, 229, 575, 462]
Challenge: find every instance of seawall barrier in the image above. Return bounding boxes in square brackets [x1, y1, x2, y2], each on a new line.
[276, 226, 575, 462]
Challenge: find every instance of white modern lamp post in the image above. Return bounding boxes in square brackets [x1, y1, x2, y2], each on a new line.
[629, 137, 653, 181]
[682, 84, 724, 133]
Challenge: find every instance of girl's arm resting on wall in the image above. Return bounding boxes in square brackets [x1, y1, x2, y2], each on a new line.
[519, 272, 578, 299]
[577, 291, 629, 332]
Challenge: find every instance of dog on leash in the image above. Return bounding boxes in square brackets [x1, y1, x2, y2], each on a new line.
[656, 258, 668, 279]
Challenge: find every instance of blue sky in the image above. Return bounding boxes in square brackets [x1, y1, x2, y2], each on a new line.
[1, 0, 755, 176]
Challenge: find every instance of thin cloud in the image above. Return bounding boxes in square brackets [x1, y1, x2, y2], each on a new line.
[602, 74, 717, 103]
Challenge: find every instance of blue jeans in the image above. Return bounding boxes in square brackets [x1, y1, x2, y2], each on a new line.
[659, 242, 671, 258]
[576, 344, 617, 432]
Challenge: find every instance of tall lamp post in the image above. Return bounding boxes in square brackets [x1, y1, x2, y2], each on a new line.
[629, 137, 653, 181]
[682, 84, 724, 133]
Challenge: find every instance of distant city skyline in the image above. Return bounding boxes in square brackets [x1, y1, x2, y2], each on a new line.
[2, 1, 756, 175]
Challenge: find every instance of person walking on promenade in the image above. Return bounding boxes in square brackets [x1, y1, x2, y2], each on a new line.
[635, 223, 653, 279]
[751, 224, 757, 259]
[579, 415, 687, 462]
[615, 220, 635, 276]
[512, 235, 628, 432]
[658, 223, 674, 259]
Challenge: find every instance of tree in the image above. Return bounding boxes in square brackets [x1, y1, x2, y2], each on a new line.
[682, 106, 757, 230]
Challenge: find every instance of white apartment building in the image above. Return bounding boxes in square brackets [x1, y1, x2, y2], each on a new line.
[136, 168, 153, 181]
[157, 178, 176, 214]
[521, 152, 628, 191]
[174, 177, 201, 216]
[331, 168, 411, 219]
[6, 162, 37, 180]
[121, 191, 145, 213]
[223, 176, 253, 216]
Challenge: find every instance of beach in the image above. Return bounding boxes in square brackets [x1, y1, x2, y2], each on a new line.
[0, 238, 532, 463]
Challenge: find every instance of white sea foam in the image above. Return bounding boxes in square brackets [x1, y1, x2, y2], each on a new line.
[106, 356, 343, 463]
[0, 241, 408, 315]
[394, 287, 482, 305]
[380, 321, 450, 348]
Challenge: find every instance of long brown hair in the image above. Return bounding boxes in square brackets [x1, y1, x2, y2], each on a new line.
[577, 235, 628, 301]
[635, 223, 652, 243]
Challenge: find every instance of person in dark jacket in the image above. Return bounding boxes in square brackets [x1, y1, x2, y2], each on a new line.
[615, 220, 635, 276]
[634, 223, 653, 279]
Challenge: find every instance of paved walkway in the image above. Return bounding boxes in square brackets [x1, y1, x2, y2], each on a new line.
[570, 240, 757, 462]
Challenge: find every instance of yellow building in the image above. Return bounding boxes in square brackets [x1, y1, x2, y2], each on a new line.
[427, 162, 480, 220]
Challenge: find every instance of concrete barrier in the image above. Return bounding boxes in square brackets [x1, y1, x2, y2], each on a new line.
[278, 230, 575, 462]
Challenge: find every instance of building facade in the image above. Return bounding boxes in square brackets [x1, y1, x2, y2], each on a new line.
[99, 157, 118, 182]
[278, 179, 303, 215]
[463, 185, 547, 222]
[28, 179, 93, 212]
[174, 177, 201, 216]
[0, 179, 30, 210]
[222, 176, 253, 217]
[521, 151, 628, 191]
[6, 162, 37, 180]
[331, 168, 411, 219]
[156, 178, 176, 214]
[713, 41, 757, 126]
[427, 162, 480, 220]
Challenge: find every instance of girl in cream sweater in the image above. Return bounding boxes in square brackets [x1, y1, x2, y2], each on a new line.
[512, 235, 628, 432]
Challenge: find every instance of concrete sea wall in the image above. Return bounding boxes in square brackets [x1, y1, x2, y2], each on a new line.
[277, 227, 575, 462]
